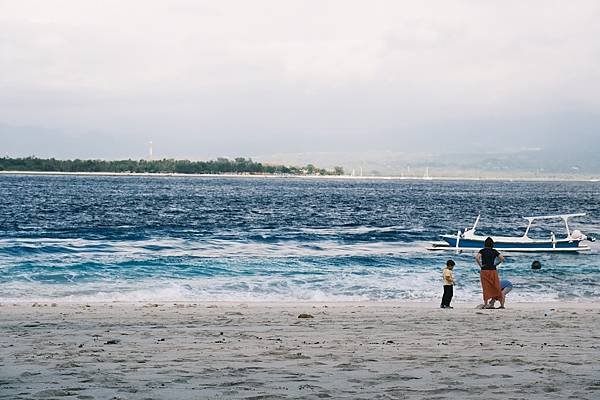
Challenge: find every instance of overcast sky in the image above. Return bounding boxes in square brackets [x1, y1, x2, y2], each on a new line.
[1, 0, 599, 160]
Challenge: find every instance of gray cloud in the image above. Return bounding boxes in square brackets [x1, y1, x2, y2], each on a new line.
[1, 0, 599, 160]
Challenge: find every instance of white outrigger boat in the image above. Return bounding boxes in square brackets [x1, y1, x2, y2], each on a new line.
[430, 213, 594, 252]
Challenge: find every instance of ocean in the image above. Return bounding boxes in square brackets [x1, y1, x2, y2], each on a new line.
[1, 174, 598, 303]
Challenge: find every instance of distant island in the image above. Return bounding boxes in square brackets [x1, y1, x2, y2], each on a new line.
[0, 157, 345, 176]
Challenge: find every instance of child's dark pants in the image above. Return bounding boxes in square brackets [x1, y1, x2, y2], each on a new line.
[441, 285, 453, 307]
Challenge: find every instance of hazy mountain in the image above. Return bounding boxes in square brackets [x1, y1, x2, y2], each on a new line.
[255, 148, 600, 178]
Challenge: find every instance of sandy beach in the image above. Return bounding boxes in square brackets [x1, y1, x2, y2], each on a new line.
[1, 301, 599, 399]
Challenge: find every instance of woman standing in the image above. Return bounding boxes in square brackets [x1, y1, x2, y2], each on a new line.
[475, 237, 505, 309]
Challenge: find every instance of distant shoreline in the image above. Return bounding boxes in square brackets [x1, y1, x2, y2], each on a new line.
[1, 170, 598, 182]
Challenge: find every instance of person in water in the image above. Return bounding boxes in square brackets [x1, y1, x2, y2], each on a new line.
[475, 237, 505, 309]
[440, 259, 455, 309]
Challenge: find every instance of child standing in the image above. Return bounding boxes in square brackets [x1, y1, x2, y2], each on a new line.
[441, 259, 455, 309]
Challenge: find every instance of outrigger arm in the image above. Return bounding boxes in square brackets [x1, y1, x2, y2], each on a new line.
[523, 218, 533, 238]
[471, 214, 480, 232]
[562, 215, 571, 238]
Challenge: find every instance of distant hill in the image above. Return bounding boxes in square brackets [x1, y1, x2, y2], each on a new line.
[255, 149, 600, 179]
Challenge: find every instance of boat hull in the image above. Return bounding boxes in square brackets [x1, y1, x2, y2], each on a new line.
[439, 235, 589, 252]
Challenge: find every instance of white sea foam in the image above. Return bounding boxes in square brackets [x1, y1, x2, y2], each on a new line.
[0, 270, 570, 304]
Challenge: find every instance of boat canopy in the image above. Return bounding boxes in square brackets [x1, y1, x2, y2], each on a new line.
[523, 213, 586, 221]
[522, 213, 586, 238]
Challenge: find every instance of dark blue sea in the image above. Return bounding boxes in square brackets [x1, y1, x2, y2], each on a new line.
[1, 174, 598, 303]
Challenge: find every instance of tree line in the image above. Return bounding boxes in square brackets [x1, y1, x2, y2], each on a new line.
[0, 157, 345, 176]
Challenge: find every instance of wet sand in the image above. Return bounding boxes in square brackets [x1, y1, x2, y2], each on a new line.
[1, 301, 600, 399]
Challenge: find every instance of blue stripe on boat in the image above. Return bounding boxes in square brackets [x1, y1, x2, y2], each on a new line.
[442, 237, 583, 249]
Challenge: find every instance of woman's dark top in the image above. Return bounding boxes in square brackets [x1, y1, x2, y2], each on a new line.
[479, 247, 500, 270]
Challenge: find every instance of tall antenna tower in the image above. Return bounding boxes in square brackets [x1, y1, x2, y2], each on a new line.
[148, 140, 153, 160]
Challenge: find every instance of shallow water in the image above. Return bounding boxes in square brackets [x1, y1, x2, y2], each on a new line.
[0, 175, 598, 302]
